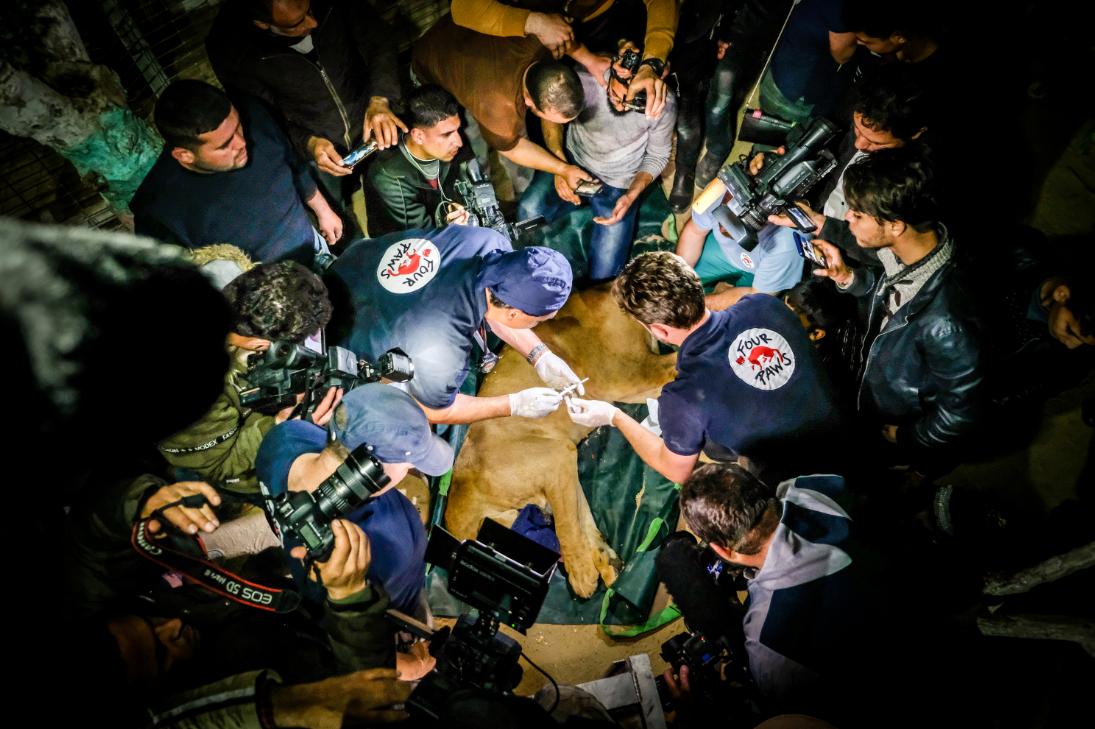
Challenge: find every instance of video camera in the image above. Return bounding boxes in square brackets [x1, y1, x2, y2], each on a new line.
[388, 519, 559, 720]
[652, 533, 756, 714]
[268, 442, 389, 561]
[693, 111, 839, 250]
[240, 338, 413, 416]
[455, 159, 544, 244]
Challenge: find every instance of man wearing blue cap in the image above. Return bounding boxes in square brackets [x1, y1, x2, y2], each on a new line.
[325, 225, 585, 424]
[257, 383, 454, 613]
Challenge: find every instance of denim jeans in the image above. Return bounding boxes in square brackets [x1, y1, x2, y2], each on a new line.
[518, 170, 637, 281]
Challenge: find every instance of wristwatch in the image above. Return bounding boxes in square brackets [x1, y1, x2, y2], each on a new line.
[526, 343, 548, 364]
[638, 58, 666, 77]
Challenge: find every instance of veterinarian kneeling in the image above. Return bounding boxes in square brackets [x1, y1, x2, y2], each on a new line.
[566, 252, 844, 485]
[327, 226, 585, 424]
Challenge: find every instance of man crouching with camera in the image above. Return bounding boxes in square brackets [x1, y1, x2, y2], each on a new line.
[659, 462, 894, 726]
[157, 256, 342, 494]
[256, 383, 454, 621]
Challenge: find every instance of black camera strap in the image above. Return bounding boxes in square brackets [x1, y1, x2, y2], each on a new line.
[130, 515, 302, 614]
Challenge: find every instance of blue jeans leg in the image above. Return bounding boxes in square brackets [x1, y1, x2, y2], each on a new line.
[588, 184, 638, 280]
[518, 170, 574, 224]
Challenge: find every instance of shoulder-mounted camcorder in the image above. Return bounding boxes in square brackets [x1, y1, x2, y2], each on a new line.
[693, 111, 840, 251]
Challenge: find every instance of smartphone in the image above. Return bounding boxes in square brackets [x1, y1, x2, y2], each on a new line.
[792, 231, 826, 267]
[341, 140, 378, 168]
[623, 90, 648, 112]
[575, 179, 604, 197]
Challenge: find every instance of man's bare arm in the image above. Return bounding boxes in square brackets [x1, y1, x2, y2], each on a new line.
[500, 138, 592, 191]
[418, 393, 511, 425]
[613, 409, 699, 484]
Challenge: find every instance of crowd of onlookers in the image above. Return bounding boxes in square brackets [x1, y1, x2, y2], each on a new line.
[10, 1, 1092, 727]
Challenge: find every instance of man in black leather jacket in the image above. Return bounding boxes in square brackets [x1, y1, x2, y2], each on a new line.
[810, 147, 984, 470]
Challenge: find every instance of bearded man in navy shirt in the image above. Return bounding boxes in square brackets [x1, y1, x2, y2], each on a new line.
[567, 251, 844, 483]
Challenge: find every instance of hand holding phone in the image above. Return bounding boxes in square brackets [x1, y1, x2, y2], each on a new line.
[341, 140, 379, 169]
[792, 231, 827, 267]
[575, 179, 604, 197]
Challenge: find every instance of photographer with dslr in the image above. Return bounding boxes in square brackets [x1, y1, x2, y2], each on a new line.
[518, 39, 676, 281]
[102, 516, 400, 692]
[10, 220, 411, 726]
[668, 462, 886, 723]
[257, 383, 455, 614]
[158, 257, 341, 494]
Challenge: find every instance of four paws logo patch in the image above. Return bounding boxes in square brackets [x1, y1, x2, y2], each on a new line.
[728, 328, 795, 390]
[377, 238, 441, 293]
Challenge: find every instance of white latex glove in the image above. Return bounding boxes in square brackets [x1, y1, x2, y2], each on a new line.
[566, 398, 619, 428]
[533, 351, 585, 395]
[509, 387, 564, 418]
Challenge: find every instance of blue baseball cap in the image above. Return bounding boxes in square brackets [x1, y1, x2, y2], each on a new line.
[329, 384, 454, 476]
[477, 247, 573, 316]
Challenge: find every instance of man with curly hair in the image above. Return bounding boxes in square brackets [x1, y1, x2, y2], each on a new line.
[566, 250, 842, 483]
[158, 256, 339, 493]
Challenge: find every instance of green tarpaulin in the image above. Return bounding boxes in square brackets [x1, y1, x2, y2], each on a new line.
[426, 403, 680, 631]
[426, 188, 682, 632]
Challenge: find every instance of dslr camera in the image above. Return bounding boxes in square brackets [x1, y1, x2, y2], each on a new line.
[241, 337, 413, 416]
[614, 46, 647, 111]
[268, 442, 390, 561]
[693, 112, 839, 250]
[455, 159, 544, 243]
[387, 519, 559, 720]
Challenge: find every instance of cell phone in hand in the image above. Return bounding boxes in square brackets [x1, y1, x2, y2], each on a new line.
[792, 231, 826, 267]
[341, 140, 378, 168]
[575, 179, 604, 197]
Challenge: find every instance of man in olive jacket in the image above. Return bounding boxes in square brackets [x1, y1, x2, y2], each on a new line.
[158, 259, 338, 492]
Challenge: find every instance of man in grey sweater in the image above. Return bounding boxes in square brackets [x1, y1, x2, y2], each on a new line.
[518, 40, 677, 281]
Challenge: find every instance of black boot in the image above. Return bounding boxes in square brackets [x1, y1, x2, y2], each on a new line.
[669, 169, 695, 213]
[695, 151, 727, 190]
